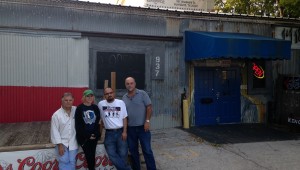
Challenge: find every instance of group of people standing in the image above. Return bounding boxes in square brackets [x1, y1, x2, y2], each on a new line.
[50, 77, 157, 170]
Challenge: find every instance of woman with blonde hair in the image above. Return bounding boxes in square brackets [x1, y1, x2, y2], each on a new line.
[75, 89, 100, 170]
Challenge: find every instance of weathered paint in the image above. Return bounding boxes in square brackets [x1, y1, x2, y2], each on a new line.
[0, 33, 89, 123]
[0, 33, 88, 87]
[88, 37, 183, 129]
[0, 0, 299, 128]
[0, 86, 86, 123]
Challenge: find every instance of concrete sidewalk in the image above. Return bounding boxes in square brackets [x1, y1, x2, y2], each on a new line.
[145, 127, 300, 170]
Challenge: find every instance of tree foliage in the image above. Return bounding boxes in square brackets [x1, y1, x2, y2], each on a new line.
[279, 0, 300, 17]
[215, 0, 300, 18]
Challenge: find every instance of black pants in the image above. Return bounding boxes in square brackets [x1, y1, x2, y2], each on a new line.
[82, 139, 98, 170]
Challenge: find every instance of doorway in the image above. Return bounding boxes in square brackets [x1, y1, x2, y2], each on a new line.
[194, 67, 241, 125]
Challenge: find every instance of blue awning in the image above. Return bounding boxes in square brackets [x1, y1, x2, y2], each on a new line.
[185, 31, 291, 61]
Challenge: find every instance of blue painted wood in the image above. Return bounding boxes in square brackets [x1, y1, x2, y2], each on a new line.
[195, 67, 241, 125]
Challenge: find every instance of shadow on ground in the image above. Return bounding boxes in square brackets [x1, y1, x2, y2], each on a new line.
[181, 124, 300, 144]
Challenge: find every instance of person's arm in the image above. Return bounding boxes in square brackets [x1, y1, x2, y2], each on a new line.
[99, 119, 104, 140]
[50, 114, 64, 156]
[50, 114, 61, 144]
[57, 144, 65, 156]
[146, 104, 152, 121]
[93, 105, 101, 140]
[144, 104, 152, 131]
[122, 117, 128, 141]
[75, 106, 86, 146]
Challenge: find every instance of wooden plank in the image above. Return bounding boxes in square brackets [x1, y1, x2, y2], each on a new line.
[38, 121, 51, 144]
[24, 122, 49, 145]
[0, 123, 26, 146]
[111, 72, 116, 92]
[0, 130, 14, 147]
[10, 122, 35, 146]
[0, 121, 102, 152]
[0, 143, 55, 152]
[11, 132, 27, 146]
[31, 122, 51, 144]
[0, 123, 15, 146]
[104, 80, 109, 89]
[0, 122, 51, 147]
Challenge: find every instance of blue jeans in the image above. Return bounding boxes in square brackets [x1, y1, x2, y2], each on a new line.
[127, 126, 156, 170]
[55, 145, 78, 170]
[104, 128, 131, 170]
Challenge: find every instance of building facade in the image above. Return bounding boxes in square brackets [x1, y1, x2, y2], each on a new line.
[0, 0, 299, 129]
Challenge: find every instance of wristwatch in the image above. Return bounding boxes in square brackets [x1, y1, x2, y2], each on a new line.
[146, 120, 150, 123]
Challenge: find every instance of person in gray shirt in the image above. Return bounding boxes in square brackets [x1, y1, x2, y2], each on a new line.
[122, 77, 157, 170]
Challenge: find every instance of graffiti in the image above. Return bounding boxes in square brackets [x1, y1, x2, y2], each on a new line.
[288, 117, 300, 125]
[252, 62, 264, 79]
[284, 77, 300, 90]
[241, 95, 259, 123]
[281, 28, 300, 43]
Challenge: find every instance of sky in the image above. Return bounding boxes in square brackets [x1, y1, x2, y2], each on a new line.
[79, 0, 145, 7]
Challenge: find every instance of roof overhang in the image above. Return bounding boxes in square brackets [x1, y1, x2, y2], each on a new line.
[185, 31, 291, 61]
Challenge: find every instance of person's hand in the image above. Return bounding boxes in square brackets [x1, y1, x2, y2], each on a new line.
[99, 133, 102, 140]
[90, 134, 96, 140]
[121, 132, 127, 141]
[144, 122, 150, 132]
[58, 144, 64, 156]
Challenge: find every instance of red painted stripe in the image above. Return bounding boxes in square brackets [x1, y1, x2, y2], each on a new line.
[0, 86, 88, 123]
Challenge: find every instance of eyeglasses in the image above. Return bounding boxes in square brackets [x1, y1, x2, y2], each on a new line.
[104, 92, 113, 95]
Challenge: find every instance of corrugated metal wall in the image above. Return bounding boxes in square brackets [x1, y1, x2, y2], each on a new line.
[273, 27, 300, 79]
[188, 19, 273, 36]
[0, 33, 88, 87]
[0, 0, 166, 37]
[88, 37, 184, 129]
[1, 0, 299, 128]
[0, 32, 89, 122]
[274, 50, 300, 76]
[151, 42, 183, 129]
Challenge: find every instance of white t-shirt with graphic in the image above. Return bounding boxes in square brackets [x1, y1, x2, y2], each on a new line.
[98, 99, 128, 129]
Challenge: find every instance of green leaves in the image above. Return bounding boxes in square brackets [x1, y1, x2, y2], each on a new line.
[214, 0, 300, 18]
[279, 0, 300, 18]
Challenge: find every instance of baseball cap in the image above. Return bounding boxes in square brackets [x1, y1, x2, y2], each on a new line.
[83, 89, 94, 96]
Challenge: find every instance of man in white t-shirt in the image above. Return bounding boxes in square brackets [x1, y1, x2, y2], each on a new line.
[98, 87, 131, 170]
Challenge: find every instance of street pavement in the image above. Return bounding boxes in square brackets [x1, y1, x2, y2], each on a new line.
[142, 127, 300, 170]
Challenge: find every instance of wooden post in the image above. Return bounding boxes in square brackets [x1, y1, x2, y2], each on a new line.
[104, 80, 109, 89]
[183, 99, 189, 129]
[111, 72, 116, 92]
